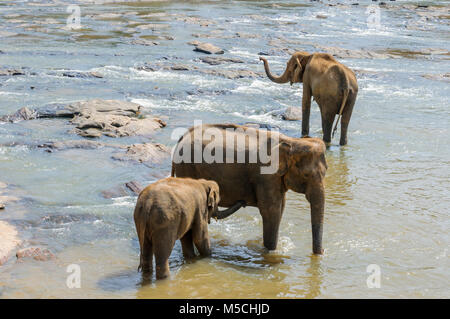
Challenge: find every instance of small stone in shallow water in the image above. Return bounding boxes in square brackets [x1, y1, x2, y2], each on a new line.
[282, 106, 302, 121]
[0, 203, 4, 210]
[16, 247, 55, 262]
[0, 68, 25, 76]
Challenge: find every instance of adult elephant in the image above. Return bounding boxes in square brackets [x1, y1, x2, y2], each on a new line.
[260, 52, 358, 145]
[171, 124, 327, 255]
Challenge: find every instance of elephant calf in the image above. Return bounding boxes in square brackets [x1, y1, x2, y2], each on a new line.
[134, 177, 242, 279]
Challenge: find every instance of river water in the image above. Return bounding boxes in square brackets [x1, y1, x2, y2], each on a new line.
[0, 0, 449, 298]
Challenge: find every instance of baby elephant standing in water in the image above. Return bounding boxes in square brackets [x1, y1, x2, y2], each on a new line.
[134, 177, 243, 280]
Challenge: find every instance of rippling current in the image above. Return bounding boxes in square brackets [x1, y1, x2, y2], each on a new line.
[0, 0, 449, 298]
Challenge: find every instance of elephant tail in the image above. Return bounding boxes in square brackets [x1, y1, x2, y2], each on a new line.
[171, 165, 175, 177]
[332, 70, 350, 139]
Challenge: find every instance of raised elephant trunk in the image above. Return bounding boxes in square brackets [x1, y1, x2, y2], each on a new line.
[307, 183, 325, 255]
[260, 57, 290, 84]
[212, 200, 246, 220]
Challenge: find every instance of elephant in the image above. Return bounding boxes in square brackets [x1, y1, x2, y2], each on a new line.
[171, 124, 327, 255]
[133, 177, 244, 279]
[260, 51, 358, 145]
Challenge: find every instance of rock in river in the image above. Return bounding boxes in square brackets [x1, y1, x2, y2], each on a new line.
[0, 99, 166, 138]
[112, 142, 171, 166]
[16, 247, 55, 262]
[193, 42, 224, 55]
[66, 99, 166, 138]
[0, 107, 38, 122]
[282, 106, 302, 121]
[0, 221, 21, 265]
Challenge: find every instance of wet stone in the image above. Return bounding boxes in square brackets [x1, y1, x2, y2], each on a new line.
[199, 56, 244, 65]
[282, 106, 302, 121]
[111, 142, 171, 166]
[193, 42, 225, 55]
[0, 68, 25, 76]
[16, 247, 55, 262]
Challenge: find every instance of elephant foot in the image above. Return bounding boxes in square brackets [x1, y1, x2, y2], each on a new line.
[155, 265, 170, 280]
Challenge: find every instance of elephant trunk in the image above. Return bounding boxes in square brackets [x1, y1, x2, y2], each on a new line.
[308, 183, 325, 255]
[212, 200, 246, 220]
[260, 57, 290, 84]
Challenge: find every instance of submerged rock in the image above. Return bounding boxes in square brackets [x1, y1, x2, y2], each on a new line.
[39, 140, 125, 151]
[16, 247, 55, 262]
[0, 107, 38, 122]
[61, 71, 103, 79]
[101, 180, 143, 199]
[131, 39, 159, 46]
[111, 142, 171, 166]
[125, 181, 144, 195]
[202, 68, 262, 79]
[199, 56, 244, 65]
[421, 73, 450, 82]
[0, 68, 25, 76]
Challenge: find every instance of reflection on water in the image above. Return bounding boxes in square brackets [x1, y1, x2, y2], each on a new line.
[0, 0, 449, 298]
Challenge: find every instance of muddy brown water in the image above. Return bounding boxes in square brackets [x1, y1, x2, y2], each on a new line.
[0, 0, 449, 298]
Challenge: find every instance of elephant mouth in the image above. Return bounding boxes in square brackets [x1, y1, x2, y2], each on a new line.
[212, 200, 246, 220]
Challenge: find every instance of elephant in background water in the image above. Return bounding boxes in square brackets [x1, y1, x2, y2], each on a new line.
[260, 51, 358, 146]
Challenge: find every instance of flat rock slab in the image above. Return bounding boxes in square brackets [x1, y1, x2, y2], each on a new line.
[199, 56, 244, 65]
[66, 99, 166, 138]
[64, 99, 141, 117]
[0, 221, 21, 265]
[39, 140, 126, 151]
[112, 142, 171, 165]
[193, 42, 224, 55]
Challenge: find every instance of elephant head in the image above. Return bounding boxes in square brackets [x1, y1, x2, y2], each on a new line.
[260, 51, 311, 85]
[276, 137, 327, 254]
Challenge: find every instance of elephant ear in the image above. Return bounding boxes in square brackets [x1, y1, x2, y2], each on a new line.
[206, 183, 219, 223]
[291, 57, 302, 85]
[272, 141, 292, 176]
[207, 188, 216, 209]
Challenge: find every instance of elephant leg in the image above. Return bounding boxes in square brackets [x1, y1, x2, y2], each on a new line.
[301, 83, 312, 137]
[153, 230, 176, 280]
[140, 234, 153, 274]
[180, 230, 196, 259]
[339, 94, 356, 146]
[256, 187, 284, 250]
[260, 207, 283, 250]
[321, 109, 334, 144]
[193, 228, 211, 257]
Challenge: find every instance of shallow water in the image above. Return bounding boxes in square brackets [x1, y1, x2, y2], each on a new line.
[0, 0, 449, 298]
